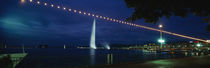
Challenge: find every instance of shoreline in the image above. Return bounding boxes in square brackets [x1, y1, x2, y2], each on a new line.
[83, 55, 210, 68]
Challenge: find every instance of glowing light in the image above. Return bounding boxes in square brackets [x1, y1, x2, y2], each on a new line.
[79, 11, 82, 14]
[159, 24, 163, 28]
[104, 17, 106, 19]
[29, 0, 32, 2]
[158, 39, 165, 43]
[100, 16, 103, 18]
[44, 3, 47, 6]
[64, 44, 66, 49]
[68, 9, 72, 11]
[207, 40, 210, 43]
[84, 12, 86, 15]
[116, 20, 118, 22]
[107, 18, 109, 20]
[196, 43, 201, 47]
[63, 7, 66, 10]
[74, 10, 77, 13]
[92, 14, 95, 17]
[51, 4, 54, 7]
[21, 0, 25, 3]
[37, 1, 40, 4]
[57, 6, 60, 9]
[110, 18, 112, 21]
[96, 15, 99, 18]
[88, 13, 91, 16]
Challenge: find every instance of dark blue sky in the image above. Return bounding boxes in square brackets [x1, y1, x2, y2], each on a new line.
[0, 0, 209, 46]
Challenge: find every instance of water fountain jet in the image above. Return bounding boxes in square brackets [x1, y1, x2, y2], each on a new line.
[90, 18, 97, 49]
[104, 42, 110, 50]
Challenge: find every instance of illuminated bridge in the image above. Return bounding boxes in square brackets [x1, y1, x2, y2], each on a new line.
[21, 0, 210, 43]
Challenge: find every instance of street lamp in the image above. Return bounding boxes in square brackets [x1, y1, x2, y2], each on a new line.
[159, 25, 163, 28]
[196, 43, 202, 47]
[158, 39, 165, 43]
[196, 44, 201, 47]
[159, 24, 163, 48]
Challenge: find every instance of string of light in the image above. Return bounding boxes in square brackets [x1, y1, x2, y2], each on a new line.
[25, 0, 209, 43]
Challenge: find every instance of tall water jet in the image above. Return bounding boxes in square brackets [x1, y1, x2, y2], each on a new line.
[90, 18, 97, 49]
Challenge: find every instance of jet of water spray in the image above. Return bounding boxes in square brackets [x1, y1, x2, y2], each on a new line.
[90, 18, 97, 49]
[103, 42, 110, 50]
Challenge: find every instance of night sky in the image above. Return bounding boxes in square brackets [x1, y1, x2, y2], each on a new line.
[0, 0, 209, 46]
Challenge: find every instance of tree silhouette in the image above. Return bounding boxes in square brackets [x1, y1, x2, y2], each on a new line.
[124, 0, 210, 31]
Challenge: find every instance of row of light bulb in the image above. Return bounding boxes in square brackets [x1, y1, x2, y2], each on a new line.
[34, 0, 129, 25]
[27, 0, 208, 43]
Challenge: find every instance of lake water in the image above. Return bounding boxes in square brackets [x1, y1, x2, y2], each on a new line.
[3, 48, 193, 68]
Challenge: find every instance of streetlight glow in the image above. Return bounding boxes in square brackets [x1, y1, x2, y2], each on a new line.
[110, 18, 112, 21]
[63, 7, 66, 10]
[21, 0, 25, 3]
[68, 9, 72, 11]
[159, 24, 163, 28]
[107, 18, 109, 20]
[44, 3, 47, 6]
[57, 6, 60, 9]
[158, 39, 165, 43]
[37, 1, 40, 4]
[92, 14, 95, 17]
[51, 4, 54, 7]
[74, 10, 77, 13]
[207, 40, 210, 43]
[30, 0, 33, 2]
[79, 11, 82, 14]
[196, 43, 201, 47]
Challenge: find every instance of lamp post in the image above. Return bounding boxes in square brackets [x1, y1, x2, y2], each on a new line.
[159, 25, 163, 49]
[196, 42, 202, 51]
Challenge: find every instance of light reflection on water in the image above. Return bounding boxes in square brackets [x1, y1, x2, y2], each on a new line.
[107, 54, 113, 65]
[90, 49, 95, 65]
[1, 48, 208, 68]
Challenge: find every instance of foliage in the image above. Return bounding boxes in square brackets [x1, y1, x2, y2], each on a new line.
[124, 0, 210, 31]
